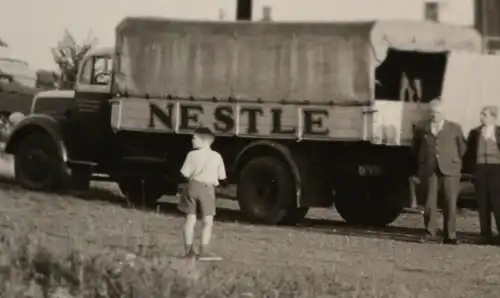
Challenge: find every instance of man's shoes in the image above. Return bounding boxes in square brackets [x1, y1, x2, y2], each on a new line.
[478, 235, 498, 245]
[443, 238, 459, 245]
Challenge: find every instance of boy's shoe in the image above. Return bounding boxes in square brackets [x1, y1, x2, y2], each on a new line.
[197, 252, 222, 261]
[443, 237, 459, 245]
[183, 249, 197, 259]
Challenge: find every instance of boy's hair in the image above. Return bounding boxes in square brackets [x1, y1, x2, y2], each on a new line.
[193, 127, 215, 142]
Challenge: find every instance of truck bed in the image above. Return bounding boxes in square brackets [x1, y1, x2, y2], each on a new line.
[110, 98, 369, 141]
[112, 17, 481, 142]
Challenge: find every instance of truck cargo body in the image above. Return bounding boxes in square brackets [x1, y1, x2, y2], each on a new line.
[112, 18, 482, 145]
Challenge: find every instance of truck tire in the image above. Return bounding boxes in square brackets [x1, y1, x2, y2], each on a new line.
[334, 177, 406, 226]
[118, 177, 167, 208]
[14, 132, 66, 191]
[237, 156, 308, 225]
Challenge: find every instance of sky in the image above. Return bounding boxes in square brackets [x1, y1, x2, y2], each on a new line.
[0, 0, 237, 71]
[0, 0, 473, 71]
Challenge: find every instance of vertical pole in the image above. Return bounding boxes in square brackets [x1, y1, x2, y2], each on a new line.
[219, 8, 226, 20]
[261, 6, 272, 21]
[482, 0, 488, 52]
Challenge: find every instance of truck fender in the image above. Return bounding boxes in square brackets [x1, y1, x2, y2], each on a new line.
[232, 141, 302, 207]
[4, 114, 68, 162]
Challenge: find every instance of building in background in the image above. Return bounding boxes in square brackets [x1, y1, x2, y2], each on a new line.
[235, 0, 474, 26]
[235, 0, 500, 53]
[475, 0, 500, 52]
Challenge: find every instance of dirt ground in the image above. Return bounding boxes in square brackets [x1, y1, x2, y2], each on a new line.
[0, 180, 498, 297]
[0, 156, 499, 297]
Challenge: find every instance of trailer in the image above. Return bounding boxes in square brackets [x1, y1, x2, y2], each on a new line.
[3, 17, 485, 226]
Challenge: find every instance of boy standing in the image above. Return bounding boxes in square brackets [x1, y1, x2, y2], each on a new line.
[178, 127, 227, 260]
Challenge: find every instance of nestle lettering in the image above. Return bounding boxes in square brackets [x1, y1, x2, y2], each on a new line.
[138, 101, 331, 137]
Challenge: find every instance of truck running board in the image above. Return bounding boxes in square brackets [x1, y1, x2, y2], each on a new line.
[121, 156, 167, 163]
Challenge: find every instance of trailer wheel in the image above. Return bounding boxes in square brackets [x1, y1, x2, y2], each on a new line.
[118, 177, 167, 208]
[14, 132, 66, 191]
[334, 177, 406, 226]
[237, 156, 308, 225]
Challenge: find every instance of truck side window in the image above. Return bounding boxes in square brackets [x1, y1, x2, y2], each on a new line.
[91, 57, 112, 86]
[79, 59, 93, 85]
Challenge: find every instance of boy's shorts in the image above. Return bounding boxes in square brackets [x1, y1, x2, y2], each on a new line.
[178, 180, 216, 217]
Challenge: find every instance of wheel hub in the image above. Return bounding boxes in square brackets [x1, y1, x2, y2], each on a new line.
[24, 149, 51, 182]
[252, 173, 278, 212]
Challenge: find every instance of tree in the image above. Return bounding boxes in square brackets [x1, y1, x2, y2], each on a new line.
[51, 29, 97, 89]
[0, 37, 7, 47]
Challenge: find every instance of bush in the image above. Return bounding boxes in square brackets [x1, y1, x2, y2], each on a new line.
[0, 232, 373, 298]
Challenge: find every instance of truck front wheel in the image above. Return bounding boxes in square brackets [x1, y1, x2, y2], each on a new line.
[237, 156, 308, 225]
[118, 177, 169, 208]
[334, 177, 406, 226]
[14, 132, 66, 191]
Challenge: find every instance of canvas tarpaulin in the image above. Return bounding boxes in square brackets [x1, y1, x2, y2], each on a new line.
[113, 17, 481, 105]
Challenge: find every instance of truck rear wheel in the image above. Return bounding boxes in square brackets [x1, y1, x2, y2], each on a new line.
[14, 132, 66, 191]
[118, 177, 169, 208]
[334, 177, 406, 226]
[237, 156, 308, 225]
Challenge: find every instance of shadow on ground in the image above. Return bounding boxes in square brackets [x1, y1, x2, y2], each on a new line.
[0, 176, 484, 246]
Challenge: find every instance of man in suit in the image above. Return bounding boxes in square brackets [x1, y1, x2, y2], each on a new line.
[464, 106, 500, 245]
[413, 99, 467, 244]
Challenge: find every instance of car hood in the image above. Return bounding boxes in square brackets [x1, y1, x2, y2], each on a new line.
[35, 89, 75, 99]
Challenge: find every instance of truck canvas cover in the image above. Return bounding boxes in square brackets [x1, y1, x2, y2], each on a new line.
[113, 17, 481, 106]
[440, 52, 500, 137]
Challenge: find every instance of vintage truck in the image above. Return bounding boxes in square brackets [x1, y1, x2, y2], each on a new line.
[2, 17, 488, 226]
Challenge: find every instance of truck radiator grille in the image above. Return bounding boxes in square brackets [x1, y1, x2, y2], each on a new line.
[75, 98, 101, 112]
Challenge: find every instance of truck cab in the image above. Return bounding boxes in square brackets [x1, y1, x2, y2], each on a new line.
[69, 47, 115, 162]
[4, 47, 176, 204]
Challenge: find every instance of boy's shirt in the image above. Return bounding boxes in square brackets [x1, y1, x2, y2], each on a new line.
[180, 147, 227, 186]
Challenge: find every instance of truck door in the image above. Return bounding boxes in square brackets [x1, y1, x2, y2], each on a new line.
[71, 54, 115, 162]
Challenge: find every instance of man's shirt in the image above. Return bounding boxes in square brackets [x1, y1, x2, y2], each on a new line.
[482, 124, 496, 141]
[180, 147, 227, 186]
[431, 120, 445, 136]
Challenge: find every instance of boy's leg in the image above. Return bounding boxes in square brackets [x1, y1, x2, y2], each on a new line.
[183, 214, 197, 256]
[200, 215, 214, 253]
[178, 184, 198, 257]
[197, 184, 221, 260]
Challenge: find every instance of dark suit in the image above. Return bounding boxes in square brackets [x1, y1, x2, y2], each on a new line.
[465, 126, 500, 238]
[413, 120, 467, 239]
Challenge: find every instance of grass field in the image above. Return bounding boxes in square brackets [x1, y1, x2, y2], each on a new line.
[0, 157, 498, 297]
